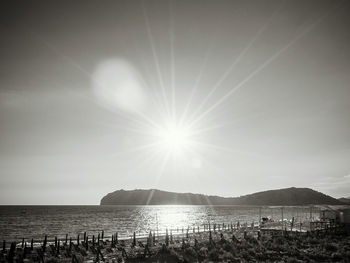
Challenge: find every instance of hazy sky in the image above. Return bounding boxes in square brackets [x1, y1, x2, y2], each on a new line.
[1, 0, 350, 204]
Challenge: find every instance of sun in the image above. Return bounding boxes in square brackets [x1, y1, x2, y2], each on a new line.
[155, 121, 192, 156]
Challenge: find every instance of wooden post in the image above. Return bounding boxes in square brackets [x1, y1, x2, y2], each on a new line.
[285, 220, 287, 233]
[291, 217, 295, 232]
[98, 233, 100, 245]
[115, 232, 118, 244]
[43, 235, 47, 252]
[165, 229, 169, 246]
[69, 238, 72, 251]
[83, 232, 86, 243]
[55, 236, 57, 248]
[132, 232, 136, 247]
[92, 235, 95, 247]
[77, 234, 80, 246]
[85, 236, 89, 250]
[31, 238, 34, 251]
[65, 234, 68, 245]
[281, 207, 284, 232]
[170, 230, 173, 243]
[23, 242, 27, 258]
[259, 207, 262, 226]
[101, 230, 104, 240]
[57, 239, 60, 255]
[8, 242, 16, 262]
[148, 231, 153, 247]
[2, 240, 5, 252]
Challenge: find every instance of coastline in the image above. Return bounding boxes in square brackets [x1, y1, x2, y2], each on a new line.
[1, 223, 349, 262]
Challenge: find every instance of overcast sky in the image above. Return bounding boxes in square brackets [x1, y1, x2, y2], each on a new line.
[1, 0, 350, 204]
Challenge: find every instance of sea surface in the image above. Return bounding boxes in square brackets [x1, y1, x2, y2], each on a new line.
[0, 205, 320, 242]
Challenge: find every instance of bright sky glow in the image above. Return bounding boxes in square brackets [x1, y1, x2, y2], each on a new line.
[1, 0, 350, 204]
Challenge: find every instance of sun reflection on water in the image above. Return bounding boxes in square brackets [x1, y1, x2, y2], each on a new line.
[157, 206, 191, 228]
[138, 205, 207, 236]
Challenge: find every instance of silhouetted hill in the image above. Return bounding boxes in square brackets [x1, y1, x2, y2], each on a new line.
[338, 197, 350, 204]
[100, 187, 342, 206]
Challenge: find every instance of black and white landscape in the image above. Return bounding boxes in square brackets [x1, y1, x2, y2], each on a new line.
[1, 0, 350, 262]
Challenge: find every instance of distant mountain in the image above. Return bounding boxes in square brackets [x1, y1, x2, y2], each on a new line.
[100, 187, 343, 206]
[338, 197, 350, 204]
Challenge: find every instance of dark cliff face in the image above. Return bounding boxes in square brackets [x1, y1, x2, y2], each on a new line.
[100, 187, 343, 206]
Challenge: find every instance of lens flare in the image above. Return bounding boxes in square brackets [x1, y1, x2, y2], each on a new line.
[92, 59, 147, 113]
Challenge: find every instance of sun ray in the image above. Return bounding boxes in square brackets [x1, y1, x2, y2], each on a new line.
[155, 150, 171, 182]
[145, 151, 171, 202]
[177, 146, 229, 217]
[146, 189, 156, 205]
[124, 35, 169, 120]
[142, 0, 172, 118]
[188, 110, 270, 137]
[169, 0, 176, 120]
[179, 9, 230, 128]
[188, 2, 341, 129]
[188, 1, 285, 125]
[179, 39, 212, 127]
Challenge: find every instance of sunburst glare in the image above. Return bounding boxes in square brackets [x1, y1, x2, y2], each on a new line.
[153, 120, 193, 156]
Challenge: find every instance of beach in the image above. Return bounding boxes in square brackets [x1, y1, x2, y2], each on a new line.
[1, 223, 350, 262]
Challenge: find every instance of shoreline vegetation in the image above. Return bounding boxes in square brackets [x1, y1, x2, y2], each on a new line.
[1, 223, 349, 262]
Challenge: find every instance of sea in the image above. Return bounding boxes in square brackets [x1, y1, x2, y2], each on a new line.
[0, 205, 320, 242]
